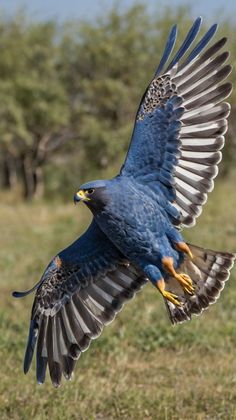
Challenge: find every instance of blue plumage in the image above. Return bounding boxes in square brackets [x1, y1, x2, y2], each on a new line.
[182, 23, 218, 67]
[13, 17, 235, 386]
[155, 24, 177, 76]
[94, 177, 184, 278]
[166, 17, 202, 71]
[79, 179, 107, 190]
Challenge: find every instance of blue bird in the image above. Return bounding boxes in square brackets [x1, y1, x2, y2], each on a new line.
[13, 17, 235, 387]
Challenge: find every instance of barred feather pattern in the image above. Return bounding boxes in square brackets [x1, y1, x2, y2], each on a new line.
[165, 244, 236, 324]
[15, 18, 235, 388]
[133, 19, 232, 228]
[24, 262, 147, 387]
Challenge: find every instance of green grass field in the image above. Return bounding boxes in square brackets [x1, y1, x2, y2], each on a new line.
[1, 176, 236, 419]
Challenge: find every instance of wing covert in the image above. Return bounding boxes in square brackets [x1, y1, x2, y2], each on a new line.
[121, 18, 232, 227]
[15, 220, 147, 386]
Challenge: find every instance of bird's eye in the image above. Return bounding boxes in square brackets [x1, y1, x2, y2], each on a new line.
[86, 188, 95, 195]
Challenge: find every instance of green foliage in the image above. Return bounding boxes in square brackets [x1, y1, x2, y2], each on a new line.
[0, 16, 69, 152]
[0, 4, 236, 198]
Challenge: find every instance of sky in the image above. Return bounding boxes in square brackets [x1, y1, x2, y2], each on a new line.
[0, 0, 236, 23]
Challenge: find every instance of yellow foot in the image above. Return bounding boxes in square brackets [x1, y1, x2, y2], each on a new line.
[163, 290, 182, 306]
[175, 242, 193, 259]
[156, 278, 182, 307]
[175, 273, 194, 295]
[162, 256, 194, 295]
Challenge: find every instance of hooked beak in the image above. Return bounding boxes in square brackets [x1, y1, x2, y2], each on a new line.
[74, 190, 90, 204]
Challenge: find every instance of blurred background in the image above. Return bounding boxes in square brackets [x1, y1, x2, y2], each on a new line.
[0, 1, 236, 419]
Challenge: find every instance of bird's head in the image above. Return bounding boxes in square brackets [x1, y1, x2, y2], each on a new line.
[74, 180, 109, 213]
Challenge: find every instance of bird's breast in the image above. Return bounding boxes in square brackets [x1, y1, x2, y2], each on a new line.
[95, 192, 166, 260]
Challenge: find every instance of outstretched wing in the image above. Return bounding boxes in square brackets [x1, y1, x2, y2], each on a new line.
[14, 220, 147, 387]
[121, 17, 232, 227]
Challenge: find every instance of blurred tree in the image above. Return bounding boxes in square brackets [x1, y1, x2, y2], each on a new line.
[0, 5, 235, 199]
[59, 4, 153, 171]
[0, 14, 71, 198]
[57, 4, 194, 182]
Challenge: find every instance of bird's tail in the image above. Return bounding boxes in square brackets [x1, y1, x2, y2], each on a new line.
[165, 243, 235, 324]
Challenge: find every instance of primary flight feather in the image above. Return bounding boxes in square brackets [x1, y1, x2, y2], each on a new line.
[13, 17, 235, 387]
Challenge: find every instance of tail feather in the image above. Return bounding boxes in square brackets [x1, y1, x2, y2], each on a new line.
[165, 243, 235, 324]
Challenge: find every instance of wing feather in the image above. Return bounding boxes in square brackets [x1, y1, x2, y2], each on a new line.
[155, 24, 177, 76]
[15, 220, 148, 386]
[36, 317, 48, 384]
[166, 17, 202, 71]
[121, 18, 232, 227]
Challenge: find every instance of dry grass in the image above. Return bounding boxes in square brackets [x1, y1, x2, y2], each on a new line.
[0, 176, 236, 419]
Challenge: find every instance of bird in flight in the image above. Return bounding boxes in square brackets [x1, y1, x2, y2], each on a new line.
[13, 17, 235, 387]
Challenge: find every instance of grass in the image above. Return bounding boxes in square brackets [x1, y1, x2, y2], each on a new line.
[1, 175, 236, 419]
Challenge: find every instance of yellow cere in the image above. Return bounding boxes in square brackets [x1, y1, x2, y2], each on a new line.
[76, 190, 91, 201]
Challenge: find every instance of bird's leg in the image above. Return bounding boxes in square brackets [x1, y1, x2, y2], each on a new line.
[162, 257, 194, 295]
[174, 242, 193, 259]
[156, 278, 182, 306]
[143, 264, 182, 306]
